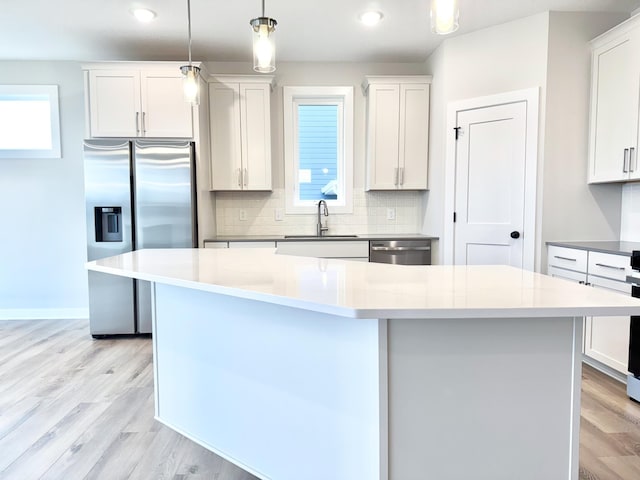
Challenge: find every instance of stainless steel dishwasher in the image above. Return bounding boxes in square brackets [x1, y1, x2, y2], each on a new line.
[369, 240, 431, 265]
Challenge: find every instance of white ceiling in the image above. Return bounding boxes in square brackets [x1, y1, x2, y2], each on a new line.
[3, 0, 640, 63]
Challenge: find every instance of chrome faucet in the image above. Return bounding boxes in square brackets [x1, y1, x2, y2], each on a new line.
[317, 200, 329, 237]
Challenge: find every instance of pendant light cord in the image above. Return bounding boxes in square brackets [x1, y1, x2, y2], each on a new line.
[262, 0, 265, 17]
[187, 0, 193, 65]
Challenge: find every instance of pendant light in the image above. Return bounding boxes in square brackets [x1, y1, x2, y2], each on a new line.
[180, 0, 200, 105]
[430, 0, 459, 35]
[250, 0, 277, 73]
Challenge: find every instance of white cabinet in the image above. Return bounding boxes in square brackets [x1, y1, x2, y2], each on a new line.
[209, 76, 274, 191]
[588, 16, 640, 183]
[85, 64, 194, 138]
[363, 76, 431, 191]
[547, 245, 630, 375]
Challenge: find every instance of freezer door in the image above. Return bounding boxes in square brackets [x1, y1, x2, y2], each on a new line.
[84, 140, 136, 335]
[133, 139, 197, 249]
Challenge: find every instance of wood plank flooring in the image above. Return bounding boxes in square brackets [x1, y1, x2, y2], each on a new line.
[2, 319, 640, 479]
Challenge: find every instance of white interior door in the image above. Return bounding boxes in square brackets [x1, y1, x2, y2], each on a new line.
[454, 101, 527, 267]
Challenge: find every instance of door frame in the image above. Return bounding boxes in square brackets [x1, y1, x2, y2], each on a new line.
[443, 88, 540, 270]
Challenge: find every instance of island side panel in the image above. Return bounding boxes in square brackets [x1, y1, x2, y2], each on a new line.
[387, 316, 582, 480]
[151, 283, 386, 480]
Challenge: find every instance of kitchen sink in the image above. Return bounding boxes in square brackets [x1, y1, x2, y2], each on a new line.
[283, 235, 358, 239]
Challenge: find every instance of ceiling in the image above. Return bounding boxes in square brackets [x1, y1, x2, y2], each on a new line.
[3, 0, 640, 63]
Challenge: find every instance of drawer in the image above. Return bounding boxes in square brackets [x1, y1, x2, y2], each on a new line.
[588, 251, 630, 282]
[547, 246, 587, 272]
[587, 274, 631, 295]
[204, 241, 229, 248]
[547, 266, 587, 284]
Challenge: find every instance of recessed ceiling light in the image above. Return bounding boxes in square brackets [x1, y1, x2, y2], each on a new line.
[359, 11, 383, 26]
[131, 8, 157, 23]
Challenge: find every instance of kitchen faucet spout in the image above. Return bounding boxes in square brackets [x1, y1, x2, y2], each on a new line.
[317, 200, 329, 237]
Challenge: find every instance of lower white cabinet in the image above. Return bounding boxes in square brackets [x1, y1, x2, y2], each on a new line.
[547, 245, 630, 375]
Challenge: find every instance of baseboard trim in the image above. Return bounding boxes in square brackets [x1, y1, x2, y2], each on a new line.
[0, 308, 89, 320]
[582, 355, 627, 384]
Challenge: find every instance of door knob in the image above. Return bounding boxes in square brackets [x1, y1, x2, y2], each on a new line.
[510, 231, 521, 239]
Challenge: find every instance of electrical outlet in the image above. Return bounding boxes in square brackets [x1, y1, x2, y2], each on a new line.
[274, 208, 284, 221]
[239, 209, 247, 221]
[386, 208, 396, 220]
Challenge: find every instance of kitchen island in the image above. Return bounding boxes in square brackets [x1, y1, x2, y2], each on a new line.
[86, 248, 640, 480]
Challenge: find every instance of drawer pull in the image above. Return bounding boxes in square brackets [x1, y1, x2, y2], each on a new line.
[554, 255, 577, 262]
[594, 263, 625, 271]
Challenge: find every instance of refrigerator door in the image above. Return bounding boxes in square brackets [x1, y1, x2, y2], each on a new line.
[84, 140, 136, 335]
[133, 139, 197, 332]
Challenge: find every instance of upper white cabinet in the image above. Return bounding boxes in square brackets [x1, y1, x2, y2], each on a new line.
[588, 16, 640, 183]
[84, 63, 194, 138]
[363, 76, 431, 191]
[209, 75, 274, 191]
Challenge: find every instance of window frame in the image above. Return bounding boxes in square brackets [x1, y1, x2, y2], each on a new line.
[283, 86, 353, 214]
[0, 85, 61, 159]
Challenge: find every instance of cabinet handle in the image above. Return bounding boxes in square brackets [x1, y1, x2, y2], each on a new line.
[243, 168, 248, 187]
[394, 167, 399, 186]
[237, 168, 242, 187]
[623, 148, 630, 173]
[594, 263, 625, 271]
[631, 147, 636, 173]
[135, 112, 140, 136]
[399, 167, 404, 186]
[553, 255, 576, 262]
[142, 112, 146, 136]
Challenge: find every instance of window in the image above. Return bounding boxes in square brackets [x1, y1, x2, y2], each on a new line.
[0, 85, 61, 158]
[283, 86, 353, 213]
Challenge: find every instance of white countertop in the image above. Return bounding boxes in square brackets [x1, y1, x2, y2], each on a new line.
[86, 248, 640, 319]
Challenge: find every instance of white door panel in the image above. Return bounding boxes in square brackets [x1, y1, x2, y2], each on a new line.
[454, 102, 527, 268]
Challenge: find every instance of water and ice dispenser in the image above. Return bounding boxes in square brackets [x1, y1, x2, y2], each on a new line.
[94, 206, 122, 242]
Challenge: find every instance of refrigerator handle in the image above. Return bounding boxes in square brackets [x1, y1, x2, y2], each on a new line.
[135, 112, 140, 136]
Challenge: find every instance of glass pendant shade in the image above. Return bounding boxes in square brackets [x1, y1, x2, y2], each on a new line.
[181, 65, 200, 106]
[251, 17, 277, 73]
[430, 0, 459, 35]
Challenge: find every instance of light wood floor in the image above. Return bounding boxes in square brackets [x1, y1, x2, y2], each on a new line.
[2, 319, 640, 479]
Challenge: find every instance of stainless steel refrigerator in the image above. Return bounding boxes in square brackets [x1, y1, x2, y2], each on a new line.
[84, 139, 197, 336]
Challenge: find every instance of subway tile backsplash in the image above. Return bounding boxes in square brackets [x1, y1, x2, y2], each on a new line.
[215, 189, 423, 236]
[621, 183, 640, 242]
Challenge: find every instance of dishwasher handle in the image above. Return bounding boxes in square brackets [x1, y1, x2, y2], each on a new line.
[370, 246, 431, 252]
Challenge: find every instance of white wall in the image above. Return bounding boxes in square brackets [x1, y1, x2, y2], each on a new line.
[423, 13, 550, 265]
[541, 12, 625, 268]
[621, 183, 640, 241]
[423, 11, 627, 269]
[203, 61, 429, 237]
[0, 61, 88, 319]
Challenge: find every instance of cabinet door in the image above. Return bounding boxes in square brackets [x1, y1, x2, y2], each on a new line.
[240, 83, 272, 190]
[89, 70, 140, 137]
[365, 84, 400, 190]
[209, 83, 242, 190]
[589, 33, 640, 183]
[398, 84, 429, 190]
[585, 275, 631, 374]
[141, 72, 193, 138]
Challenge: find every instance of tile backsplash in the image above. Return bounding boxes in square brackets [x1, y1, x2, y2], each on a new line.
[215, 189, 424, 236]
[621, 183, 640, 242]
